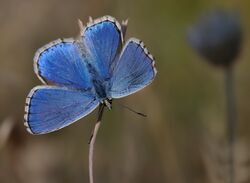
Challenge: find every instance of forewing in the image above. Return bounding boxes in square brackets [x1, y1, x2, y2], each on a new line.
[110, 38, 157, 98]
[81, 16, 123, 79]
[24, 86, 99, 134]
[34, 38, 92, 90]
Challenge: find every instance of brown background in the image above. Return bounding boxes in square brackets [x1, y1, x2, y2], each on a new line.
[1, 0, 250, 182]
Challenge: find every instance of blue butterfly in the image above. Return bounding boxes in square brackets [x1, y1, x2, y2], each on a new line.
[24, 16, 157, 134]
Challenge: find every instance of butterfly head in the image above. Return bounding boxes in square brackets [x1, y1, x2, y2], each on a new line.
[103, 98, 112, 110]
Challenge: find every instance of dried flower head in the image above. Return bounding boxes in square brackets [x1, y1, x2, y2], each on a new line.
[188, 10, 242, 67]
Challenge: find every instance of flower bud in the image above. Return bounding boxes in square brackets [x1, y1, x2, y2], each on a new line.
[188, 10, 242, 67]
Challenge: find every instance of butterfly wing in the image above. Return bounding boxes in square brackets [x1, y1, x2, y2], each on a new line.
[110, 38, 157, 98]
[81, 16, 123, 80]
[24, 86, 99, 134]
[34, 38, 92, 90]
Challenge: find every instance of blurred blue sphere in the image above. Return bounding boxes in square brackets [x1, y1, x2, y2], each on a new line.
[188, 10, 242, 67]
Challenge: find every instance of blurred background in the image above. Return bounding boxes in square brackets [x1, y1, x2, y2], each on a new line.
[1, 0, 250, 182]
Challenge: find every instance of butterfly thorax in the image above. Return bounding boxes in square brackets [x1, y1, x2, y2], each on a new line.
[91, 80, 111, 108]
[91, 77, 112, 110]
[92, 78, 107, 97]
[85, 59, 112, 102]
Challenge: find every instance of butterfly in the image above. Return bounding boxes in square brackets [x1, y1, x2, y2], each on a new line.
[24, 15, 157, 134]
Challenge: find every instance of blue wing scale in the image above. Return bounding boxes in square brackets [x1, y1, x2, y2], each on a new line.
[34, 38, 92, 90]
[110, 38, 157, 98]
[81, 16, 123, 80]
[24, 86, 99, 134]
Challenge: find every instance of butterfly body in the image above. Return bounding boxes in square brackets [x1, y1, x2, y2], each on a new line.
[91, 76, 110, 100]
[25, 16, 156, 134]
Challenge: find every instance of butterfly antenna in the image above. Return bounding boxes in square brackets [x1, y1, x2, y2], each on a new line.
[117, 102, 147, 117]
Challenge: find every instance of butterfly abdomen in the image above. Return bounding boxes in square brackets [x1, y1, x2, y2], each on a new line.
[92, 78, 108, 100]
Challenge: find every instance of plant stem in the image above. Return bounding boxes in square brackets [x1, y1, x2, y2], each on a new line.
[225, 66, 236, 183]
[89, 104, 105, 183]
